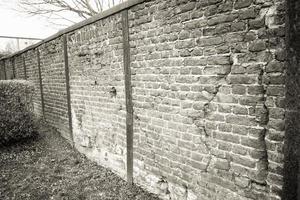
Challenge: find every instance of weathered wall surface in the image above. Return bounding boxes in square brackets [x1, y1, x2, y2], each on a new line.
[129, 0, 286, 199]
[23, 49, 43, 118]
[39, 38, 71, 141]
[67, 13, 127, 178]
[0, 0, 296, 199]
[14, 55, 25, 79]
[0, 61, 5, 80]
[4, 59, 14, 80]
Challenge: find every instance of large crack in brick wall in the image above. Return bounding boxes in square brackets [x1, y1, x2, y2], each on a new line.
[130, 0, 286, 199]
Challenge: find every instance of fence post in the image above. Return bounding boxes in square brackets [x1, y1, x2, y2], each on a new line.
[12, 57, 16, 79]
[63, 34, 74, 145]
[122, 9, 133, 184]
[37, 49, 45, 118]
[23, 55, 27, 80]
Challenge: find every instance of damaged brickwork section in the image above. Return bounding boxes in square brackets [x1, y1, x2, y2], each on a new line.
[130, 0, 286, 199]
[67, 14, 128, 179]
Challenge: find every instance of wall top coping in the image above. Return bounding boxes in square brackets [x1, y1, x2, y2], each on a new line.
[0, 0, 146, 61]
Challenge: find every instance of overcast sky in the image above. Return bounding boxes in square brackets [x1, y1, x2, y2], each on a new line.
[0, 0, 125, 52]
[0, 0, 59, 51]
[0, 0, 59, 38]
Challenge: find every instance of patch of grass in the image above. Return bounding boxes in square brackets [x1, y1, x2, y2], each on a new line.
[0, 124, 159, 200]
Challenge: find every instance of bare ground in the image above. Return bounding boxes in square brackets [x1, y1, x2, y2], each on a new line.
[0, 125, 159, 200]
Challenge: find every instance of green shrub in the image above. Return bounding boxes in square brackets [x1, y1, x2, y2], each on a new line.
[0, 80, 37, 145]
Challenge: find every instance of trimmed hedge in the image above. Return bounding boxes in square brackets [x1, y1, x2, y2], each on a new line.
[0, 80, 37, 145]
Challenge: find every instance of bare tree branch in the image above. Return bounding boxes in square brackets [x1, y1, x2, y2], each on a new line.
[18, 0, 127, 28]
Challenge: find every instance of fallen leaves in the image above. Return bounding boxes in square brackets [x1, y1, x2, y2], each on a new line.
[0, 125, 159, 200]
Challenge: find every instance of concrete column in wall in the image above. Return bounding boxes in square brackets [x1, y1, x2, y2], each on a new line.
[122, 9, 133, 185]
[63, 34, 74, 145]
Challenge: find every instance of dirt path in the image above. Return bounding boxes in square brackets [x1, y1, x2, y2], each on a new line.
[0, 125, 159, 200]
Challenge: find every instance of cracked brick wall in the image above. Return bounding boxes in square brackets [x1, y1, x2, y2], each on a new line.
[129, 0, 286, 199]
[0, 0, 296, 199]
[67, 13, 127, 178]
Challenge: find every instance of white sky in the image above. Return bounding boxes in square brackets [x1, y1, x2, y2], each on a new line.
[0, 0, 59, 38]
[0, 0, 60, 51]
[0, 0, 125, 37]
[0, 0, 125, 52]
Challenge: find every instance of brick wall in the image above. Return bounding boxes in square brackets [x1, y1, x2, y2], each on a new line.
[67, 13, 127, 178]
[0, 60, 5, 80]
[0, 58, 15, 80]
[14, 55, 25, 79]
[24, 49, 43, 118]
[129, 0, 285, 199]
[0, 0, 297, 199]
[39, 38, 70, 141]
[4, 59, 14, 79]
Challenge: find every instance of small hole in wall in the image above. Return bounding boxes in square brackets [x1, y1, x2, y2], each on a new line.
[91, 80, 98, 86]
[134, 115, 140, 121]
[109, 87, 117, 98]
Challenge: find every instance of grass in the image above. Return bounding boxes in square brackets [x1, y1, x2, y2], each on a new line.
[0, 124, 159, 200]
